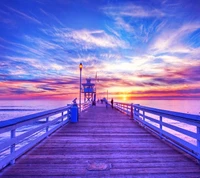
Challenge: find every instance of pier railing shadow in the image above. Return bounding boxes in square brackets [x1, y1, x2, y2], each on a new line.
[114, 102, 200, 163]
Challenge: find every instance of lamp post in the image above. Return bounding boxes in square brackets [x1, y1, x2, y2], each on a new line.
[79, 63, 83, 113]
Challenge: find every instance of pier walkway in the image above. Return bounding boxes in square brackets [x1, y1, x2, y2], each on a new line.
[1, 104, 200, 177]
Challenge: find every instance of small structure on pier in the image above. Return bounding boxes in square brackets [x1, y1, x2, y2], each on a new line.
[82, 78, 96, 102]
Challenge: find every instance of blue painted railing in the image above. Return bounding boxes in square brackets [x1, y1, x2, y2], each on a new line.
[0, 100, 91, 170]
[114, 102, 200, 162]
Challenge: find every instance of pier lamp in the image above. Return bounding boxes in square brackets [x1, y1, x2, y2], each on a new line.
[79, 63, 83, 113]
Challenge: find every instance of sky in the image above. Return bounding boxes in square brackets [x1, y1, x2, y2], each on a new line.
[0, 0, 200, 100]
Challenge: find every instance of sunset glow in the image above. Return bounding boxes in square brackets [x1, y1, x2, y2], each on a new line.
[0, 0, 200, 100]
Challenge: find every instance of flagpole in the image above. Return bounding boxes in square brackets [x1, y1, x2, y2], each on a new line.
[107, 90, 108, 100]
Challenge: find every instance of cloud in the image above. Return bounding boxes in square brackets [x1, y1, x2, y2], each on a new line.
[10, 88, 28, 95]
[6, 6, 42, 24]
[106, 26, 121, 38]
[50, 63, 64, 71]
[153, 77, 187, 85]
[150, 23, 200, 54]
[55, 28, 128, 49]
[40, 8, 64, 26]
[0, 76, 80, 99]
[114, 17, 134, 33]
[102, 4, 165, 18]
[102, 3, 166, 41]
[38, 85, 57, 91]
[130, 88, 200, 96]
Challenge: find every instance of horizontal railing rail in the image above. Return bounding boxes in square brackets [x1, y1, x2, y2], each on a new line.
[0, 99, 92, 170]
[114, 102, 200, 162]
[114, 102, 133, 117]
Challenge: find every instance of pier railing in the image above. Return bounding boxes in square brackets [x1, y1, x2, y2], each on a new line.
[114, 102, 200, 162]
[0, 101, 92, 170]
[114, 102, 133, 117]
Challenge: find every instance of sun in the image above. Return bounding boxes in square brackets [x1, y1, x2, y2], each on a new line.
[123, 94, 127, 101]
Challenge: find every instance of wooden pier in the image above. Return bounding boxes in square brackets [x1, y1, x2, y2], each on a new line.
[1, 104, 200, 177]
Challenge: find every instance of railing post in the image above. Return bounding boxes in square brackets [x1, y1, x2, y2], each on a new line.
[61, 112, 64, 122]
[134, 104, 140, 121]
[159, 116, 163, 138]
[10, 129, 16, 164]
[134, 106, 139, 120]
[134, 106, 136, 120]
[142, 111, 145, 122]
[46, 117, 49, 133]
[68, 107, 71, 121]
[131, 104, 133, 119]
[197, 126, 200, 163]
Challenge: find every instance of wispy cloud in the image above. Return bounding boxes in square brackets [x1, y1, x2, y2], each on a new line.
[56, 29, 129, 49]
[150, 23, 200, 54]
[6, 6, 41, 24]
[114, 17, 134, 33]
[102, 4, 165, 18]
[40, 8, 64, 26]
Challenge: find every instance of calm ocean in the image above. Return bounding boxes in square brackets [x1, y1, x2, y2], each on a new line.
[0, 99, 199, 121]
[0, 100, 72, 121]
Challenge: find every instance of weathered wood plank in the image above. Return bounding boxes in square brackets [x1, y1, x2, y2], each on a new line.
[1, 173, 200, 178]
[2, 166, 200, 176]
[1, 104, 200, 177]
[17, 156, 193, 164]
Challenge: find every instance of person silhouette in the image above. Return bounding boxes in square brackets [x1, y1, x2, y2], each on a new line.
[111, 98, 113, 109]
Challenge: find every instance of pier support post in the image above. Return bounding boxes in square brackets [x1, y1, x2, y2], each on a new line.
[10, 129, 16, 164]
[159, 116, 163, 138]
[133, 106, 137, 121]
[131, 104, 133, 119]
[142, 111, 145, 122]
[46, 117, 49, 133]
[61, 112, 64, 122]
[133, 104, 140, 121]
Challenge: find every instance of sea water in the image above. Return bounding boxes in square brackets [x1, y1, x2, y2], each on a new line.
[0, 100, 72, 121]
[0, 99, 199, 121]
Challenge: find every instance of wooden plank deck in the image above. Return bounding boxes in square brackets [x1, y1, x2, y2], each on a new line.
[1, 104, 200, 177]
